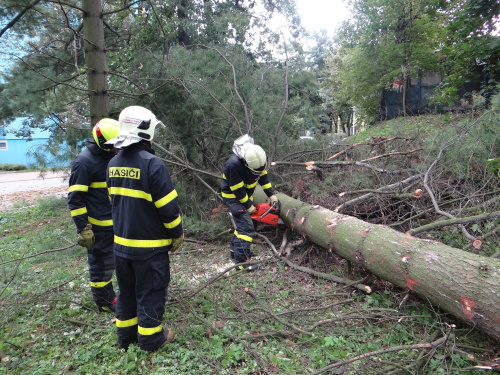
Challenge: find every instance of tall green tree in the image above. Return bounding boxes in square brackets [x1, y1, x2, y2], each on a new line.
[327, 0, 500, 123]
[0, 0, 302, 138]
[330, 0, 446, 123]
[437, 0, 500, 107]
[0, 0, 313, 184]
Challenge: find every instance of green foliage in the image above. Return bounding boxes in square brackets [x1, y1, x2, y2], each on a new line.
[325, 0, 500, 123]
[35, 195, 68, 212]
[0, 163, 26, 171]
[448, 0, 500, 38]
[114, 41, 317, 182]
[328, 0, 447, 123]
[485, 157, 500, 175]
[0, 0, 306, 173]
[429, 85, 460, 109]
[422, 111, 500, 179]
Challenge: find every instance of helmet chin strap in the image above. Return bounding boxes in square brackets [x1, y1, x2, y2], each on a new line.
[245, 161, 266, 174]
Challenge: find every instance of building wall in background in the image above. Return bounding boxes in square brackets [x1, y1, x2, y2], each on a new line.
[0, 118, 51, 165]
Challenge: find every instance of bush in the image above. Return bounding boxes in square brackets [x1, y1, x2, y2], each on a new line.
[0, 163, 27, 171]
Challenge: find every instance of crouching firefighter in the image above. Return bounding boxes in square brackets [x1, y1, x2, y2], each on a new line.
[68, 118, 119, 312]
[221, 134, 279, 272]
[105, 106, 184, 352]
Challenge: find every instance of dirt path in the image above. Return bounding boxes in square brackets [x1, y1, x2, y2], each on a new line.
[0, 171, 68, 211]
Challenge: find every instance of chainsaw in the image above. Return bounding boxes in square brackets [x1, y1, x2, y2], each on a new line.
[250, 202, 282, 225]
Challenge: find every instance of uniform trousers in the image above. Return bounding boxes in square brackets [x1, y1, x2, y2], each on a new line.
[114, 252, 170, 351]
[87, 230, 116, 310]
[224, 199, 256, 263]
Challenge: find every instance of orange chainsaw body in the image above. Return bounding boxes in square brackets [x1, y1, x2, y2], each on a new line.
[250, 202, 280, 225]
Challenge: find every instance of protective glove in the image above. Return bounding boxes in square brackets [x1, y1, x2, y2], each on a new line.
[247, 205, 256, 214]
[269, 195, 279, 205]
[77, 224, 95, 249]
[170, 235, 184, 253]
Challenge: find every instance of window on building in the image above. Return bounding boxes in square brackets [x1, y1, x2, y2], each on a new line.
[0, 141, 7, 150]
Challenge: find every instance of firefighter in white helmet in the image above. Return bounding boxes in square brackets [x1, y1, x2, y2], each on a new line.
[105, 105, 183, 352]
[68, 118, 119, 312]
[221, 134, 279, 271]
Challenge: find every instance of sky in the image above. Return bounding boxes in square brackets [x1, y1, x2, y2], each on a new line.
[258, 0, 352, 49]
[295, 0, 352, 37]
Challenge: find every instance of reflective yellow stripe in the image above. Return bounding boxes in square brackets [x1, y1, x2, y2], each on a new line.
[69, 184, 89, 192]
[221, 192, 236, 199]
[260, 170, 268, 176]
[138, 324, 163, 336]
[108, 187, 152, 201]
[116, 317, 138, 328]
[114, 235, 172, 248]
[234, 230, 253, 243]
[70, 207, 87, 217]
[155, 190, 178, 208]
[261, 183, 272, 189]
[88, 217, 113, 227]
[222, 173, 227, 179]
[246, 181, 258, 188]
[230, 181, 244, 190]
[90, 182, 107, 188]
[239, 195, 249, 203]
[164, 216, 181, 229]
[90, 279, 112, 288]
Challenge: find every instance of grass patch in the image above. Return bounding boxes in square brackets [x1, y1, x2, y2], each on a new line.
[0, 197, 498, 374]
[0, 164, 27, 171]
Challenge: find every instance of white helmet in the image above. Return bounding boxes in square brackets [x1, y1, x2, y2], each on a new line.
[232, 134, 254, 157]
[105, 106, 165, 148]
[241, 143, 267, 174]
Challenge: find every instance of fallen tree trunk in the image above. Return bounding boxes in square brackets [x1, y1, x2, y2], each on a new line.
[255, 189, 500, 342]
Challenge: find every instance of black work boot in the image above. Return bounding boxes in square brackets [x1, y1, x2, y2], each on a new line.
[153, 329, 176, 352]
[243, 264, 260, 272]
[98, 295, 117, 313]
[233, 262, 260, 273]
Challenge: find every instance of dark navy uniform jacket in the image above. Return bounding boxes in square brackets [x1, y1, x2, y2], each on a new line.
[68, 139, 114, 233]
[106, 142, 183, 260]
[221, 154, 275, 209]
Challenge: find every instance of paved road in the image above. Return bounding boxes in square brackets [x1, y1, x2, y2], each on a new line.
[0, 170, 68, 195]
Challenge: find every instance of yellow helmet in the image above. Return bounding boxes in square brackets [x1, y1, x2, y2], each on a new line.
[92, 118, 120, 151]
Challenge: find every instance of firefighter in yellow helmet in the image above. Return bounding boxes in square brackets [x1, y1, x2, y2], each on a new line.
[68, 118, 119, 312]
[221, 134, 279, 271]
[105, 106, 183, 352]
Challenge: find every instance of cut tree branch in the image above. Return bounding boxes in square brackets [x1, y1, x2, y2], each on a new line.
[306, 328, 452, 375]
[334, 174, 424, 212]
[408, 211, 500, 236]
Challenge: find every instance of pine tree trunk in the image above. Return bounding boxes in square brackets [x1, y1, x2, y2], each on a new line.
[402, 70, 408, 117]
[255, 190, 500, 342]
[82, 0, 110, 126]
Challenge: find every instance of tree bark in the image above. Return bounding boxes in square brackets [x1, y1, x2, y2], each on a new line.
[82, 0, 110, 126]
[401, 69, 408, 117]
[254, 189, 500, 342]
[177, 0, 190, 46]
